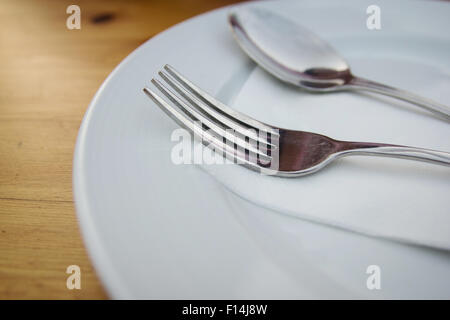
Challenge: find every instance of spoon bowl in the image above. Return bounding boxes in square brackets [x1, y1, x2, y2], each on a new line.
[229, 7, 352, 91]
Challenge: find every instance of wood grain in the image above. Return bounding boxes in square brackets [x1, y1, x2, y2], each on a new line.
[0, 0, 244, 299]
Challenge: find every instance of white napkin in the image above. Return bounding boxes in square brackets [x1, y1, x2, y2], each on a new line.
[201, 57, 450, 250]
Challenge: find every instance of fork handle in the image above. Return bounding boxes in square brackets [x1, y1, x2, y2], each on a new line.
[348, 76, 450, 120]
[339, 142, 450, 167]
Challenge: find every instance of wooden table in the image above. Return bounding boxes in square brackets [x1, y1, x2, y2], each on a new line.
[0, 0, 244, 299]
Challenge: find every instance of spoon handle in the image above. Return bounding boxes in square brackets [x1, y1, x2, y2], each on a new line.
[348, 76, 450, 120]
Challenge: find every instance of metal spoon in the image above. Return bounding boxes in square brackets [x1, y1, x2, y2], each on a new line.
[228, 7, 450, 120]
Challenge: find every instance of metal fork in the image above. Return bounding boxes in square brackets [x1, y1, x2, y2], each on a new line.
[143, 65, 450, 177]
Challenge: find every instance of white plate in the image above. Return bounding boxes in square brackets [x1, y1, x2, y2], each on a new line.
[74, 0, 450, 299]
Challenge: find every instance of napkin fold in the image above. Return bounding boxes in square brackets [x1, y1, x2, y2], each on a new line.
[202, 61, 450, 250]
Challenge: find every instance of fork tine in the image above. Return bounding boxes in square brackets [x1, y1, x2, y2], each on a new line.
[151, 78, 271, 161]
[164, 64, 279, 136]
[143, 87, 195, 131]
[143, 87, 270, 171]
[159, 70, 276, 151]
